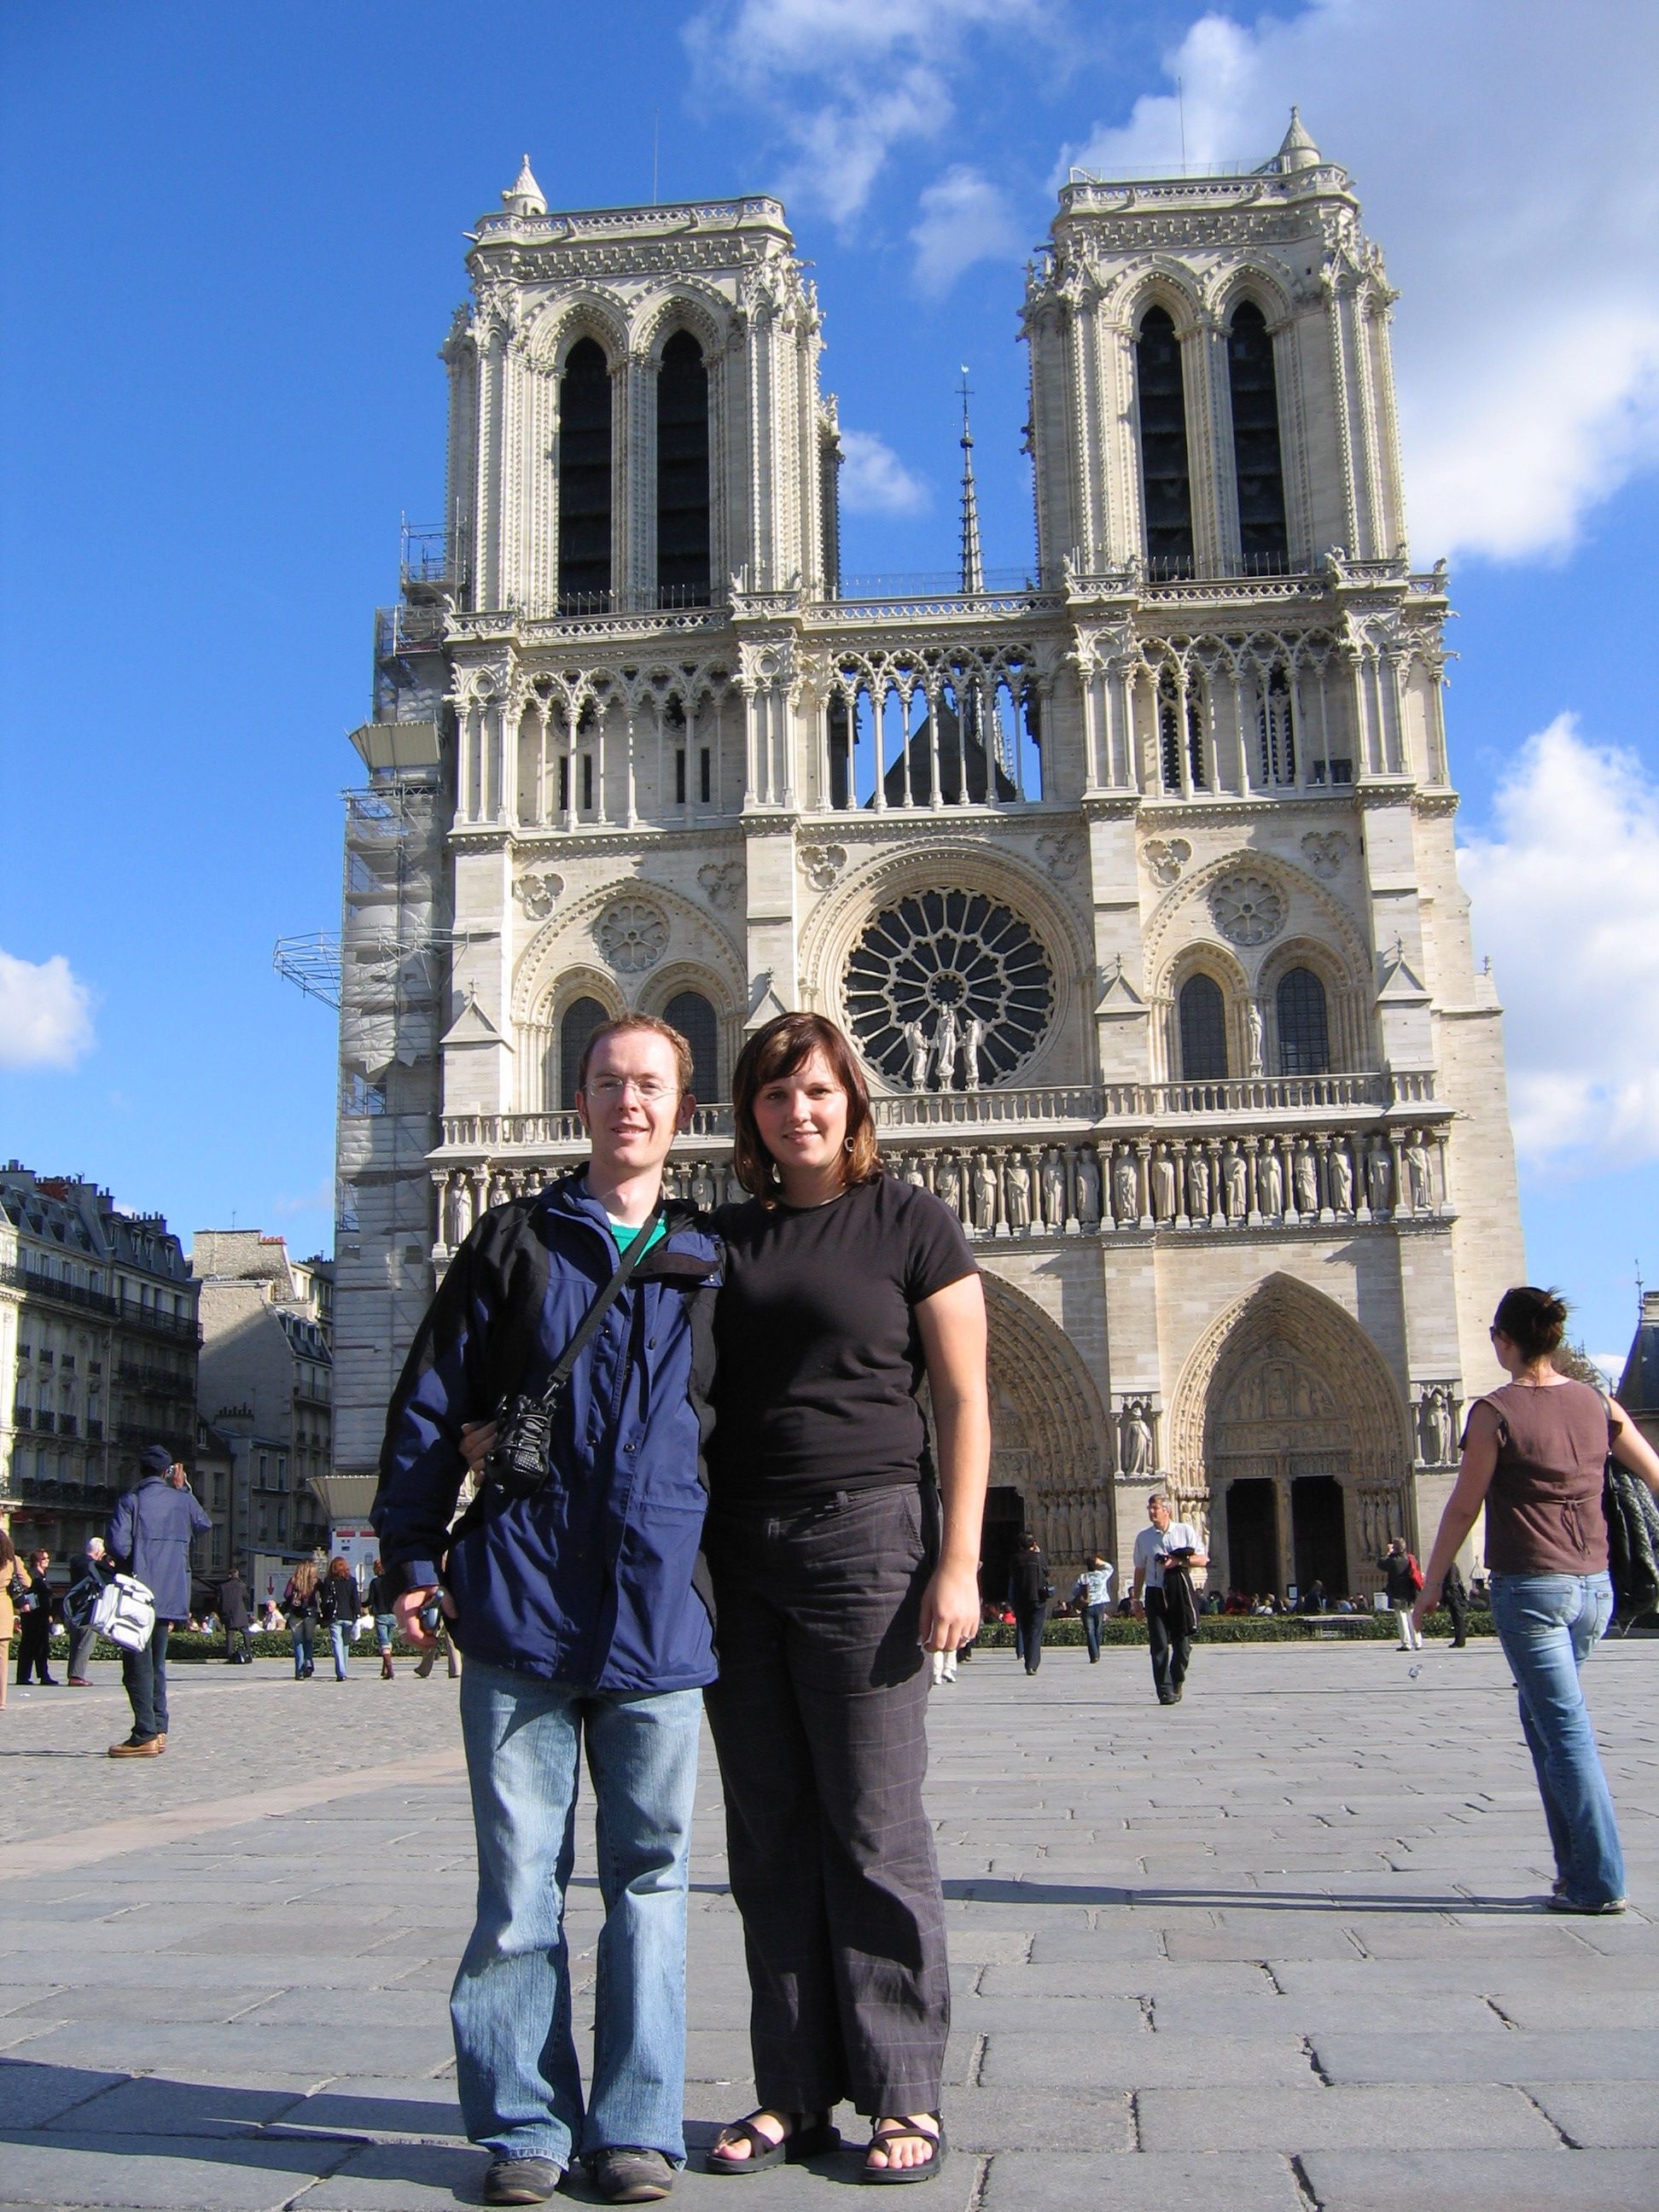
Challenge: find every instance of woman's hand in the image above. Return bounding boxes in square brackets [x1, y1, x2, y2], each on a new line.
[918, 1560, 981, 1655]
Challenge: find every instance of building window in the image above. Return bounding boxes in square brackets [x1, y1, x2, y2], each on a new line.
[656, 330, 710, 608]
[1258, 664, 1296, 786]
[1227, 300, 1289, 569]
[663, 990, 719, 1103]
[560, 996, 610, 1111]
[559, 337, 612, 611]
[1179, 975, 1228, 1082]
[1157, 665, 1206, 793]
[1277, 967, 1330, 1076]
[1136, 306, 1194, 578]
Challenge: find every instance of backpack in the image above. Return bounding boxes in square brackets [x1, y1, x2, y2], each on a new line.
[91, 1574, 157, 1653]
[1406, 1553, 1425, 1593]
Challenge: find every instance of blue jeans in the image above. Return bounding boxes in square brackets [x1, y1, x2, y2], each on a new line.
[1082, 1603, 1109, 1662]
[121, 1621, 173, 1739]
[374, 1611, 397, 1656]
[1492, 1572, 1624, 1906]
[451, 1658, 701, 2167]
[292, 1619, 314, 1676]
[327, 1621, 351, 1679]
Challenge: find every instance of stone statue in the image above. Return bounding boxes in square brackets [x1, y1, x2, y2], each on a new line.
[725, 1166, 747, 1205]
[1224, 1144, 1249, 1221]
[1260, 1146, 1284, 1219]
[1329, 1143, 1353, 1214]
[1187, 1148, 1210, 1221]
[443, 1173, 472, 1248]
[971, 1151, 998, 1233]
[931, 1005, 959, 1091]
[1247, 1000, 1265, 1076]
[1405, 1138, 1433, 1213]
[1075, 1147, 1102, 1226]
[1294, 1144, 1318, 1218]
[1419, 1387, 1454, 1467]
[1113, 1150, 1138, 1225]
[1040, 1146, 1067, 1228]
[903, 1018, 930, 1091]
[1120, 1400, 1152, 1476]
[1005, 1150, 1032, 1231]
[962, 1013, 985, 1090]
[901, 1154, 928, 1190]
[690, 1161, 716, 1211]
[1367, 1145, 1392, 1214]
[487, 1171, 509, 1209]
[935, 1152, 963, 1219]
[1150, 1146, 1176, 1222]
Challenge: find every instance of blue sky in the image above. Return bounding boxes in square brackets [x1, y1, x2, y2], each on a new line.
[3, 0, 1656, 1372]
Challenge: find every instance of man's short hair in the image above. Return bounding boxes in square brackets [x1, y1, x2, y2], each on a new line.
[576, 1013, 694, 1098]
[1146, 1489, 1167, 1509]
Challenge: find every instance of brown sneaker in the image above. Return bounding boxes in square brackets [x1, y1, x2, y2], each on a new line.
[109, 1736, 164, 1758]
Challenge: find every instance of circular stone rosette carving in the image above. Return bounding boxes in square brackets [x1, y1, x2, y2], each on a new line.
[844, 888, 1054, 1088]
[1208, 872, 1285, 946]
[597, 898, 668, 974]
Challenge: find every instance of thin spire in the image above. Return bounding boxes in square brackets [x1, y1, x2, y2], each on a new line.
[958, 366, 984, 596]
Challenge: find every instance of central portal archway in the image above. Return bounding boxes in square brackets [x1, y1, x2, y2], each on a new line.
[1168, 1274, 1412, 1598]
[978, 1272, 1115, 1585]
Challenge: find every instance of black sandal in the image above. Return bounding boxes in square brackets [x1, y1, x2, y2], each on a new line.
[863, 2113, 946, 2186]
[707, 2110, 840, 2174]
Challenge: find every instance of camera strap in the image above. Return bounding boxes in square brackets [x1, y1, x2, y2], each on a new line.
[527, 1197, 667, 1416]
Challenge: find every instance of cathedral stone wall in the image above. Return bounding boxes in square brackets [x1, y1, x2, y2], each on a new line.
[332, 126, 1526, 1604]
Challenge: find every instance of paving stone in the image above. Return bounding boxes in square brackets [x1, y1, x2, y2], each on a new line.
[978, 2030, 1318, 2089]
[1522, 2081, 1659, 2150]
[1296, 2147, 1659, 2211]
[1310, 2029, 1659, 2084]
[1137, 2081, 1559, 2151]
[980, 2149, 1307, 2208]
[41, 2077, 306, 2138]
[0, 2133, 354, 2209]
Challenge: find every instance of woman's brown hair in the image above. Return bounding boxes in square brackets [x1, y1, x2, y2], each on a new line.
[731, 1012, 882, 1202]
[288, 1560, 319, 1600]
[1493, 1284, 1569, 1364]
[329, 1556, 354, 1580]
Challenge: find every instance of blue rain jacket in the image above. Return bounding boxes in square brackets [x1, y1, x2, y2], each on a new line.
[107, 1476, 212, 1623]
[372, 1173, 721, 1693]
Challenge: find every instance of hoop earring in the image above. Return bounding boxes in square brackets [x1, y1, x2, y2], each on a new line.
[843, 1135, 856, 1155]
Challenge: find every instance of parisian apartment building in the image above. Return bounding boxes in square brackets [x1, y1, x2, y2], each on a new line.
[189, 1230, 334, 1586]
[1, 1164, 201, 1572]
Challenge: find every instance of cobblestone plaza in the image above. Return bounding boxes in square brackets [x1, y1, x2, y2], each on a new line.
[3, 1641, 1656, 2209]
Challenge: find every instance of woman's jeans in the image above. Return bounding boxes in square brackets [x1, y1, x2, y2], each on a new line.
[374, 1611, 398, 1656]
[327, 1621, 351, 1679]
[292, 1619, 314, 1677]
[1491, 1572, 1624, 1906]
[451, 1659, 701, 2167]
[1082, 1603, 1109, 1663]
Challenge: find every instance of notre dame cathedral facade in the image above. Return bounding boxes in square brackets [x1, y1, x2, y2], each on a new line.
[330, 114, 1524, 1602]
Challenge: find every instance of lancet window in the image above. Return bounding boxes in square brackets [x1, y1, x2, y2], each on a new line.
[1276, 968, 1330, 1077]
[1179, 974, 1228, 1082]
[663, 989, 719, 1101]
[1227, 301, 1289, 571]
[559, 995, 609, 1110]
[1136, 307, 1195, 579]
[559, 339, 613, 612]
[1157, 664, 1207, 793]
[1258, 663, 1296, 787]
[656, 332, 711, 608]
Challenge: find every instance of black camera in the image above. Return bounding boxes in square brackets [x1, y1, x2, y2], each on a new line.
[482, 1385, 567, 1500]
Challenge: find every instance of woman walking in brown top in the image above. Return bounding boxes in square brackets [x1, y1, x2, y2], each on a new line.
[1414, 1287, 1659, 1912]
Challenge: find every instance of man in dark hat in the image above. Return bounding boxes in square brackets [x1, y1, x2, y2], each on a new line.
[105, 1446, 211, 1756]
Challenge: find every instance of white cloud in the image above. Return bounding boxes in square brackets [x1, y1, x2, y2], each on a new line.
[1062, 1, 1659, 562]
[684, 0, 1051, 224]
[911, 165, 1023, 295]
[838, 428, 929, 515]
[0, 949, 95, 1070]
[1458, 715, 1659, 1173]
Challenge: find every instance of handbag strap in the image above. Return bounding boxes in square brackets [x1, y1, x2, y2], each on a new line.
[529, 1200, 667, 1412]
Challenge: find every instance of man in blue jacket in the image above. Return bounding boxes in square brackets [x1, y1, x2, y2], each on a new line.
[106, 1445, 212, 1755]
[374, 1013, 720, 2209]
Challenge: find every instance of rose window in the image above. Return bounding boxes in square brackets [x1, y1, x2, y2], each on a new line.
[1208, 871, 1285, 946]
[844, 889, 1054, 1090]
[597, 898, 668, 974]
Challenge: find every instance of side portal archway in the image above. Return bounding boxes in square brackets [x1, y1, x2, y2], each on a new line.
[1168, 1274, 1412, 1599]
[977, 1272, 1115, 1590]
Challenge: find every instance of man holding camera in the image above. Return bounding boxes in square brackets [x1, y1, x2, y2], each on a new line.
[1132, 1490, 1208, 1706]
[373, 1015, 720, 2208]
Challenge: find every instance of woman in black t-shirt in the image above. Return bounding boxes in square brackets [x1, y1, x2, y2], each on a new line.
[704, 1014, 988, 2184]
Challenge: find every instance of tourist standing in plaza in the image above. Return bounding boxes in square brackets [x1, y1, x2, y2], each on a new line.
[1413, 1287, 1659, 1915]
[1071, 1552, 1115, 1663]
[1132, 1492, 1207, 1706]
[701, 1012, 987, 2184]
[318, 1556, 358, 1680]
[375, 1013, 719, 2208]
[15, 1548, 59, 1685]
[65, 1539, 113, 1682]
[0, 1530, 16, 1710]
[282, 1561, 320, 1679]
[106, 1446, 212, 1756]
[1439, 1559, 1469, 1648]
[1007, 1530, 1052, 1674]
[1381, 1539, 1423, 1650]
[218, 1567, 252, 1664]
[366, 1558, 398, 1679]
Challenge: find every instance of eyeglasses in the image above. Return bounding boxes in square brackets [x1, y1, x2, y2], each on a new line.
[586, 1075, 674, 1103]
